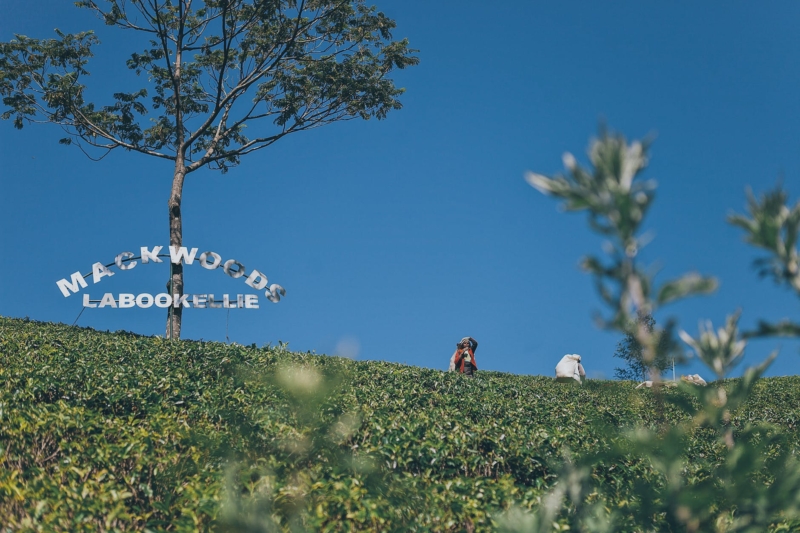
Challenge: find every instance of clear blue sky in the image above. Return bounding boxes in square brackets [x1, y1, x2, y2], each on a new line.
[1, 1, 799, 379]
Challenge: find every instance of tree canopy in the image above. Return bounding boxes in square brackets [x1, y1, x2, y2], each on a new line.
[0, 0, 418, 171]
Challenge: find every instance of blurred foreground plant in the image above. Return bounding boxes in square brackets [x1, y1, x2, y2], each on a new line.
[216, 363, 386, 533]
[729, 186, 800, 338]
[503, 129, 800, 532]
[525, 131, 714, 380]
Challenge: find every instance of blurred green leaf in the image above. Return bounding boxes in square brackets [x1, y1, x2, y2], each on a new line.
[656, 273, 718, 306]
[742, 319, 800, 339]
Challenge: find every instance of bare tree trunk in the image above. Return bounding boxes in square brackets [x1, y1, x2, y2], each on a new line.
[166, 5, 186, 340]
[167, 166, 186, 339]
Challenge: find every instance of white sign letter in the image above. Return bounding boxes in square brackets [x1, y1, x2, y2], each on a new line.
[245, 295, 259, 309]
[92, 262, 115, 284]
[57, 271, 88, 297]
[169, 246, 199, 265]
[136, 293, 154, 308]
[99, 293, 117, 308]
[155, 293, 172, 308]
[244, 269, 268, 290]
[199, 251, 222, 270]
[119, 294, 135, 308]
[223, 259, 245, 279]
[82, 294, 97, 308]
[173, 294, 191, 308]
[266, 284, 286, 303]
[115, 252, 137, 270]
[140, 246, 163, 264]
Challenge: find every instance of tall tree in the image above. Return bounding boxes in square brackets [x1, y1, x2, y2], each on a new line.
[613, 313, 674, 381]
[0, 0, 418, 338]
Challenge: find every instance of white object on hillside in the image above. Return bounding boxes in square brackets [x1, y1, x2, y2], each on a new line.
[635, 380, 677, 389]
[555, 354, 586, 384]
[681, 374, 708, 386]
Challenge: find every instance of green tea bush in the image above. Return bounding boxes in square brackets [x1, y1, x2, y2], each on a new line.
[2, 315, 800, 531]
[1, 132, 800, 532]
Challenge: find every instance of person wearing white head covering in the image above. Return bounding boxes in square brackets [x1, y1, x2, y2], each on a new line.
[449, 337, 478, 375]
[555, 354, 585, 383]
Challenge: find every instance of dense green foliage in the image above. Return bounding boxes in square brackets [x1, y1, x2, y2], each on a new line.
[2, 316, 800, 531]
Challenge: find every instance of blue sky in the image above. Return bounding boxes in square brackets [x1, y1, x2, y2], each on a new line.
[1, 1, 799, 379]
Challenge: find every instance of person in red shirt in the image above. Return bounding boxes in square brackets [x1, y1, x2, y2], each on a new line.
[452, 336, 478, 376]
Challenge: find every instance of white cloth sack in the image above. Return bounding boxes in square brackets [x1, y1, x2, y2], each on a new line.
[555, 354, 585, 383]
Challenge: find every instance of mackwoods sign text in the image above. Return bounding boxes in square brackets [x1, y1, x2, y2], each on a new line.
[56, 246, 285, 309]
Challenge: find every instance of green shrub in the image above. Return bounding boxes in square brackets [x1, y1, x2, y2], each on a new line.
[2, 131, 800, 532]
[3, 314, 800, 531]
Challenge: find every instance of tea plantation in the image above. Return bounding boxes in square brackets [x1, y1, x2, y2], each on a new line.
[2, 316, 799, 532]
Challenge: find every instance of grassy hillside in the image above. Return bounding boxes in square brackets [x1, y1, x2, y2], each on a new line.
[1, 316, 799, 532]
